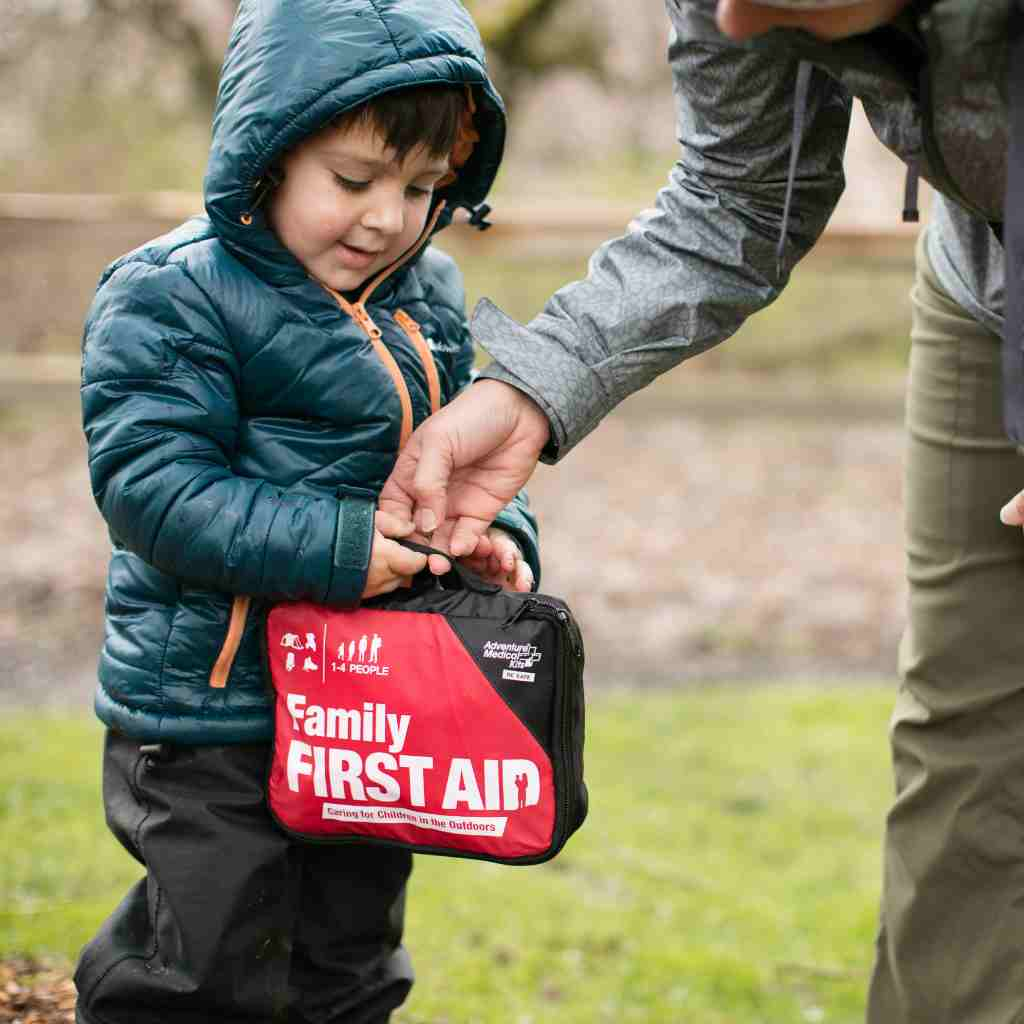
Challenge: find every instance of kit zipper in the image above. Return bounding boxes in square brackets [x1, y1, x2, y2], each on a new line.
[503, 597, 584, 850]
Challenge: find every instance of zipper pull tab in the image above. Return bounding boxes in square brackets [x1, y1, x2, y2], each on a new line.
[352, 302, 382, 339]
[501, 598, 535, 630]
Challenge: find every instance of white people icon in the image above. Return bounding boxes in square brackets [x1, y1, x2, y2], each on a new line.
[333, 635, 384, 663]
[515, 772, 529, 810]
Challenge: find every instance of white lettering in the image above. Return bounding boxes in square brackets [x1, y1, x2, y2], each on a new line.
[484, 758, 501, 811]
[442, 758, 484, 811]
[328, 748, 365, 801]
[386, 712, 410, 754]
[399, 755, 433, 807]
[365, 752, 400, 802]
[312, 743, 327, 798]
[326, 706, 361, 742]
[286, 693, 306, 732]
[287, 740, 313, 793]
[306, 703, 325, 737]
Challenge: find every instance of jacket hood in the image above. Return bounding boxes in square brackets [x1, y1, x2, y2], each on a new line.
[203, 0, 506, 285]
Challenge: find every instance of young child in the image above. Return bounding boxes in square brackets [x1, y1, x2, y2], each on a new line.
[74, 1, 538, 1021]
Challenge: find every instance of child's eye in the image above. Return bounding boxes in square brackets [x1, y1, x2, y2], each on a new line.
[406, 185, 433, 199]
[334, 174, 369, 192]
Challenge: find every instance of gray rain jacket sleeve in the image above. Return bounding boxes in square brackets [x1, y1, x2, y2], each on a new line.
[475, 0, 851, 459]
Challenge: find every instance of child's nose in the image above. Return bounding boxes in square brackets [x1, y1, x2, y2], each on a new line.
[362, 189, 405, 236]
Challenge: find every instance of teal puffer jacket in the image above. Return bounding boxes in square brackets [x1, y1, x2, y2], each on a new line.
[81, 0, 538, 744]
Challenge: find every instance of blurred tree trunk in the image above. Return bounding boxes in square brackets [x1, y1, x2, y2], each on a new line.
[466, 0, 604, 102]
[89, 0, 236, 112]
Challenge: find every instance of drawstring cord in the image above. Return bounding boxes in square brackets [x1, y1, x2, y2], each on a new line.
[776, 60, 813, 279]
[902, 159, 921, 223]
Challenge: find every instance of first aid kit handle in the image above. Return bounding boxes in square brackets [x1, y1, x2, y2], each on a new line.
[397, 539, 503, 596]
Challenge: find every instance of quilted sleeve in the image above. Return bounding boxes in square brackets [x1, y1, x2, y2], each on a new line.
[81, 259, 373, 605]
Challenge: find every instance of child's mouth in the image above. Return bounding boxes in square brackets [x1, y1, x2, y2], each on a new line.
[336, 241, 382, 270]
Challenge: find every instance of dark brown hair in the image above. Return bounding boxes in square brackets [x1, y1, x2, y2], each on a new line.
[333, 84, 468, 163]
[254, 85, 469, 208]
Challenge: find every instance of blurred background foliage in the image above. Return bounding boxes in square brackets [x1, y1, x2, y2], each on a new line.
[0, 0, 917, 374]
[0, 0, 673, 193]
[0, 0, 917, 704]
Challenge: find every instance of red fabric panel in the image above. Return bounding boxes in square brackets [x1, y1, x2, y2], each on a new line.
[267, 603, 556, 859]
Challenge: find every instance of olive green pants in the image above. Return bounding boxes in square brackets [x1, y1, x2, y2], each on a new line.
[867, 235, 1024, 1024]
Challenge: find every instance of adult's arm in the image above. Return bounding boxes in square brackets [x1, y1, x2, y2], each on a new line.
[383, 0, 851, 548]
[477, 0, 851, 460]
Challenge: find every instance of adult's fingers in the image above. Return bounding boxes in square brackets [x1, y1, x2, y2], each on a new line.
[411, 381, 549, 533]
[407, 422, 455, 535]
[1000, 488, 1024, 526]
[375, 509, 416, 539]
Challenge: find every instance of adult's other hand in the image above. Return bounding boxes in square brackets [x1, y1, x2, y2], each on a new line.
[379, 379, 550, 567]
[1000, 487, 1024, 528]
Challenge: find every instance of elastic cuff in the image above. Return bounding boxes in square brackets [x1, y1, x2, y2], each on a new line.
[470, 298, 610, 462]
[326, 496, 375, 606]
[476, 366, 562, 464]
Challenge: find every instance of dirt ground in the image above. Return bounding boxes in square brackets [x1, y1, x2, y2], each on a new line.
[0, 380, 907, 710]
[0, 960, 74, 1024]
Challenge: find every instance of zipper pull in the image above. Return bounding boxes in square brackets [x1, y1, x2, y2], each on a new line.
[501, 599, 536, 630]
[557, 608, 583, 661]
[352, 302, 382, 339]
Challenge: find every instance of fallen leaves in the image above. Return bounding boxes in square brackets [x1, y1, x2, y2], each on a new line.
[0, 959, 76, 1024]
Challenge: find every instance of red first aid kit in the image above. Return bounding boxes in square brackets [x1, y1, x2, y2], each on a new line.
[265, 555, 587, 865]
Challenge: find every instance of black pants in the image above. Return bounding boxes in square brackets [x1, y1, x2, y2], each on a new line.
[74, 731, 414, 1024]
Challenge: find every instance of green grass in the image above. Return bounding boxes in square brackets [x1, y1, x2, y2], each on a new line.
[0, 686, 894, 1023]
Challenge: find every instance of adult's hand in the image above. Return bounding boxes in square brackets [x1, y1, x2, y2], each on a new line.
[379, 379, 550, 565]
[1000, 488, 1024, 528]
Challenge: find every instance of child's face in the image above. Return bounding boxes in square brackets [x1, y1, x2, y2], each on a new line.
[267, 120, 451, 293]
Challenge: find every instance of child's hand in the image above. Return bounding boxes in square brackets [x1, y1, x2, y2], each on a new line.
[362, 511, 428, 599]
[458, 527, 534, 592]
